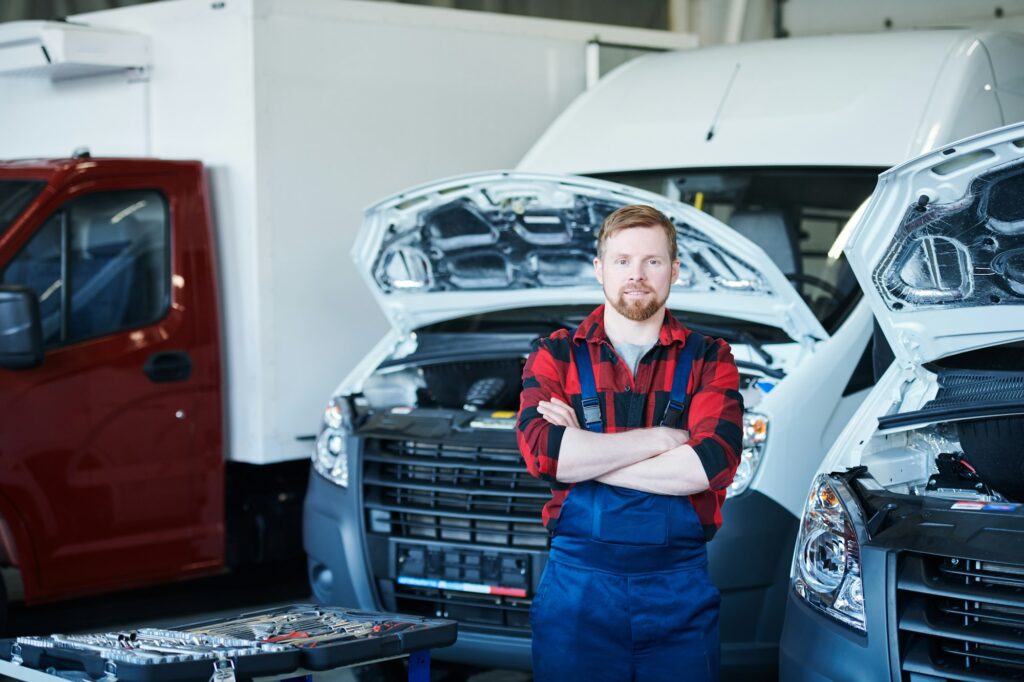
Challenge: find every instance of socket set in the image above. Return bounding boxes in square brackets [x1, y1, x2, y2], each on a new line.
[2, 604, 457, 681]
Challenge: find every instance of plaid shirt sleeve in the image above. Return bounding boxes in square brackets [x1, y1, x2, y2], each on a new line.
[687, 337, 744, 492]
[516, 336, 569, 484]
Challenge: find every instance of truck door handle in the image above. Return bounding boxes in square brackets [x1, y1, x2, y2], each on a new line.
[144, 351, 192, 383]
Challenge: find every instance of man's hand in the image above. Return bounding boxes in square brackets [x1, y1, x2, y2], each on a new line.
[537, 397, 580, 429]
[597, 445, 710, 495]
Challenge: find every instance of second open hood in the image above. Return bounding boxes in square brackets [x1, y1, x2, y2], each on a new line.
[353, 172, 827, 342]
[845, 123, 1024, 366]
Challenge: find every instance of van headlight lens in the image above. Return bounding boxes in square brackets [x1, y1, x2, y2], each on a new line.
[361, 367, 424, 409]
[792, 474, 865, 632]
[313, 396, 351, 488]
[726, 412, 768, 497]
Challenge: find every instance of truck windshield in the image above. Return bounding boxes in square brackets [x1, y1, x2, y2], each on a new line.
[592, 167, 881, 335]
[0, 179, 46, 238]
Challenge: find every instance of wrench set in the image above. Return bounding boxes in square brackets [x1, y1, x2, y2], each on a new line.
[3, 604, 457, 682]
[12, 629, 289, 666]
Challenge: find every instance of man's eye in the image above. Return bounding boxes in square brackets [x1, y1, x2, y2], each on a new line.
[616, 259, 628, 266]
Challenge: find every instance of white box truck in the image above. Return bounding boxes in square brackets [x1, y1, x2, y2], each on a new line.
[0, 0, 693, 623]
[301, 28, 1024, 677]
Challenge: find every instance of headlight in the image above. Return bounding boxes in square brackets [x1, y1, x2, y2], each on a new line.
[792, 474, 865, 632]
[726, 412, 768, 497]
[361, 368, 424, 409]
[313, 396, 352, 488]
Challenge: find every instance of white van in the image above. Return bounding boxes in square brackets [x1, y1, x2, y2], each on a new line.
[303, 29, 1024, 676]
[781, 121, 1024, 681]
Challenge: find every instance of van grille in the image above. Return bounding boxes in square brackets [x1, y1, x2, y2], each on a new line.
[362, 436, 549, 635]
[897, 552, 1024, 680]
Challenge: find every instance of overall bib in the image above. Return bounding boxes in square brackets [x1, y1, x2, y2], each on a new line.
[531, 332, 721, 682]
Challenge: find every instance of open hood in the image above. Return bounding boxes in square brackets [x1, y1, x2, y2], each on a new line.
[353, 172, 826, 342]
[845, 123, 1024, 366]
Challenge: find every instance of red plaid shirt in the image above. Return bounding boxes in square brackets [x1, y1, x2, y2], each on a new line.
[516, 305, 744, 540]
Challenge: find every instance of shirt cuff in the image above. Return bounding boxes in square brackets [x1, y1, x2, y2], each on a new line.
[540, 424, 566, 480]
[692, 439, 730, 489]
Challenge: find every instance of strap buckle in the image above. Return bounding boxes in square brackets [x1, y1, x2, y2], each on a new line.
[581, 397, 603, 429]
[661, 398, 686, 427]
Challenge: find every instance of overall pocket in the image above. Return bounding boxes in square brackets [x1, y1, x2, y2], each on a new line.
[593, 510, 668, 545]
[591, 484, 669, 545]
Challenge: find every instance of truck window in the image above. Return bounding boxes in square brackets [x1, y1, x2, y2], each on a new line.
[3, 213, 62, 344]
[0, 179, 46, 238]
[0, 190, 170, 346]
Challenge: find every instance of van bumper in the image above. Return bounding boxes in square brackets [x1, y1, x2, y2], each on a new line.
[780, 545, 891, 681]
[305, 469, 803, 676]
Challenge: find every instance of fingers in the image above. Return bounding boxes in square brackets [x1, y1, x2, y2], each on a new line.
[672, 429, 691, 444]
[537, 397, 581, 429]
[657, 426, 691, 447]
[549, 397, 581, 429]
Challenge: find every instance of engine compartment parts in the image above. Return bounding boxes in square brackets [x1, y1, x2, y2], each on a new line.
[955, 416, 1024, 501]
[2, 605, 457, 681]
[925, 452, 995, 500]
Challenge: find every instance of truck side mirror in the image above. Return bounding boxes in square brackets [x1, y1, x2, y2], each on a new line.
[0, 286, 43, 369]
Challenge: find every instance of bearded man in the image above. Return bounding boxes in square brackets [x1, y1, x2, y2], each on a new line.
[516, 204, 744, 681]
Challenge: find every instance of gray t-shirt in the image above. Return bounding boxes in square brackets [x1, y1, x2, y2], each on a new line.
[614, 341, 656, 379]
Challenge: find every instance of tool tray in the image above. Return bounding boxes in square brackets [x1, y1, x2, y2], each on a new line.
[183, 604, 457, 671]
[1, 604, 457, 681]
[1, 631, 299, 682]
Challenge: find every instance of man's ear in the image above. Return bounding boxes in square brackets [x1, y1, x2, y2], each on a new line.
[593, 256, 603, 285]
[671, 259, 681, 285]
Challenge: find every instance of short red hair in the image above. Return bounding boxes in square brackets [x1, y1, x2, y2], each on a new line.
[597, 204, 677, 259]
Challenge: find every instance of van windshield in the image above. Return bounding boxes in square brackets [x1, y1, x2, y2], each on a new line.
[592, 167, 881, 335]
[0, 179, 46, 238]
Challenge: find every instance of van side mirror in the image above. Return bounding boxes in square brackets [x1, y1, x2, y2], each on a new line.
[0, 286, 43, 369]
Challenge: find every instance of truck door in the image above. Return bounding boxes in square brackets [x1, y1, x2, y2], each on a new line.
[0, 164, 224, 602]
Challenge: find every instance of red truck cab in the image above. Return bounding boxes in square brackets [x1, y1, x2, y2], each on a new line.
[0, 158, 225, 610]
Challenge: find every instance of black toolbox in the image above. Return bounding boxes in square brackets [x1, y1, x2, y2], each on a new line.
[1, 604, 457, 681]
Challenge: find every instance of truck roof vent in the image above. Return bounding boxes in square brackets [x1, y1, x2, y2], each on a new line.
[72, 147, 90, 159]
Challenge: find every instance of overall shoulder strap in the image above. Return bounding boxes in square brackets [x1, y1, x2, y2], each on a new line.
[570, 329, 604, 433]
[660, 331, 706, 428]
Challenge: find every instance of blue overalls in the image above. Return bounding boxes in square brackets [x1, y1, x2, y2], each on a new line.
[531, 332, 721, 681]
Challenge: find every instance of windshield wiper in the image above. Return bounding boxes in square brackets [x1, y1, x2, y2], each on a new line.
[684, 321, 775, 366]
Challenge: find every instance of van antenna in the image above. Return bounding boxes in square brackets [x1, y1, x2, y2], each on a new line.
[705, 63, 741, 142]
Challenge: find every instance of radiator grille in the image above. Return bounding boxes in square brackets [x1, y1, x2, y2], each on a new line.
[897, 552, 1024, 681]
[362, 436, 550, 635]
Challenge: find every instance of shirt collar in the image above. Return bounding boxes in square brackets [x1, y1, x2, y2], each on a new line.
[572, 304, 690, 347]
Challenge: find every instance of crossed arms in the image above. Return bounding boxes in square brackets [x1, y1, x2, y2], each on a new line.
[516, 337, 743, 497]
[538, 397, 709, 496]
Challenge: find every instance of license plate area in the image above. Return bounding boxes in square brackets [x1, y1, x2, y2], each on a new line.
[393, 542, 531, 598]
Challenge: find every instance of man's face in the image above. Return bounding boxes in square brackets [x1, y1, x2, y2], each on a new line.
[594, 224, 680, 321]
